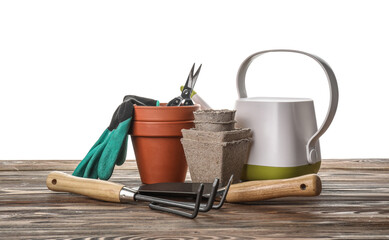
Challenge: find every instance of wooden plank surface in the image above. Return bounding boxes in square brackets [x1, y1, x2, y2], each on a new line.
[1, 159, 388, 239]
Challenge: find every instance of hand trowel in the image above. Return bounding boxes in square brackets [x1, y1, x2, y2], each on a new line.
[46, 172, 321, 219]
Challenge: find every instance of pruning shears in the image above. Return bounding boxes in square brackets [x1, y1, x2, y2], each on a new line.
[167, 63, 202, 106]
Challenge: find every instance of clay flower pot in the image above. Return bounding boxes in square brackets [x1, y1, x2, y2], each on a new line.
[131, 104, 200, 184]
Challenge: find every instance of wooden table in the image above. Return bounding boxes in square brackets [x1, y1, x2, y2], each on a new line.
[1, 159, 388, 239]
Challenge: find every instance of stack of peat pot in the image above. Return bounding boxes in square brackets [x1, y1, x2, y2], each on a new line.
[181, 109, 252, 185]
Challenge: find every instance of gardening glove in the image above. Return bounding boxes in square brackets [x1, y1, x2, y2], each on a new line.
[73, 95, 159, 180]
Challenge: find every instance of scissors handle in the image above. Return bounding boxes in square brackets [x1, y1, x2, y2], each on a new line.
[182, 99, 194, 106]
[167, 97, 183, 106]
[167, 97, 194, 106]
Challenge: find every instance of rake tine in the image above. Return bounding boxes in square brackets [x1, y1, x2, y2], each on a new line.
[148, 184, 204, 219]
[212, 174, 233, 209]
[178, 178, 219, 212]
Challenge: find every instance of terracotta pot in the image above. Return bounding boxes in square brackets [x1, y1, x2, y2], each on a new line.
[131, 104, 200, 184]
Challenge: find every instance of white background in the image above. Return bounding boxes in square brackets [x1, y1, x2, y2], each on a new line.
[0, 0, 388, 160]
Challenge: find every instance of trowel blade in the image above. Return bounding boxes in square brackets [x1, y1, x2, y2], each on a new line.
[138, 182, 217, 198]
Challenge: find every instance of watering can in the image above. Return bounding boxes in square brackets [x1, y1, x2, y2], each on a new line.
[235, 49, 339, 180]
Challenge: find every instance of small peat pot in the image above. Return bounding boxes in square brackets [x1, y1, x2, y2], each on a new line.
[181, 128, 252, 186]
[193, 109, 236, 122]
[194, 120, 236, 132]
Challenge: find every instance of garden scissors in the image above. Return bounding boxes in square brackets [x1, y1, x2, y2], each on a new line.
[167, 63, 202, 106]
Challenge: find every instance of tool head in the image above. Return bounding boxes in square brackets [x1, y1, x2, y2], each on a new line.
[139, 175, 232, 196]
[183, 63, 202, 92]
[138, 176, 233, 215]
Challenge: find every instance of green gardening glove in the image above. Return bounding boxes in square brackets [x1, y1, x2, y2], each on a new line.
[73, 95, 159, 180]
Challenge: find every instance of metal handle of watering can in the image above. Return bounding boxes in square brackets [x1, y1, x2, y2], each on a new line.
[236, 49, 339, 164]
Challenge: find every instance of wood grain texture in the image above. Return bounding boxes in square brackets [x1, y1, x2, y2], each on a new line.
[1, 159, 389, 239]
[226, 174, 321, 202]
[46, 171, 124, 203]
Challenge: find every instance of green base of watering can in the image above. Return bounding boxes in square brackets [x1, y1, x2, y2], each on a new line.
[241, 161, 321, 181]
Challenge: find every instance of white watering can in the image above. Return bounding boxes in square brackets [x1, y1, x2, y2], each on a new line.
[235, 49, 339, 180]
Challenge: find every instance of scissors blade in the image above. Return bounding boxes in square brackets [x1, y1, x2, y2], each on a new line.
[183, 63, 201, 93]
[190, 64, 202, 88]
[183, 63, 196, 90]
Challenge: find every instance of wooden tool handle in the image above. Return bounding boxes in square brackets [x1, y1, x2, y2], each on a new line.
[226, 174, 322, 203]
[46, 171, 124, 203]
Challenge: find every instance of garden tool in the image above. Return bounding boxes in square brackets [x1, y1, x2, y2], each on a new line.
[73, 95, 159, 180]
[235, 49, 339, 180]
[167, 63, 201, 106]
[46, 171, 231, 219]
